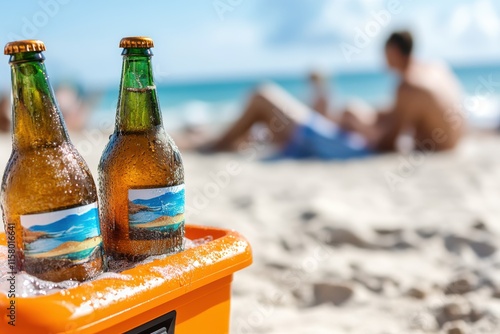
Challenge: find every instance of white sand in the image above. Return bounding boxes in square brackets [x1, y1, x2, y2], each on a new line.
[2, 132, 500, 333]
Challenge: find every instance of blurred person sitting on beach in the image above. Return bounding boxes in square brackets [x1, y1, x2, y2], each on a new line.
[0, 94, 10, 133]
[0, 87, 91, 134]
[207, 30, 464, 159]
[309, 71, 330, 117]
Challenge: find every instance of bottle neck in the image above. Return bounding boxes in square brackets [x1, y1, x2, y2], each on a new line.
[10, 52, 69, 150]
[116, 48, 162, 133]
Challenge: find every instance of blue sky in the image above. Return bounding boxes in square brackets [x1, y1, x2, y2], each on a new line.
[0, 0, 499, 90]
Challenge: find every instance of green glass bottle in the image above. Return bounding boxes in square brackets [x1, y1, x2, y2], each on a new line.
[1, 40, 105, 282]
[99, 37, 185, 261]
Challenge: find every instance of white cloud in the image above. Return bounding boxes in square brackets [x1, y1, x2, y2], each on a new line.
[449, 5, 472, 37]
[210, 22, 261, 49]
[475, 0, 500, 38]
[428, 0, 500, 63]
[448, 0, 500, 39]
[2, 0, 499, 87]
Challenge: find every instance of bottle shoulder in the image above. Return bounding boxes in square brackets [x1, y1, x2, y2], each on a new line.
[1, 143, 98, 212]
[101, 130, 181, 159]
[3, 143, 94, 182]
[98, 130, 184, 182]
[7, 142, 88, 166]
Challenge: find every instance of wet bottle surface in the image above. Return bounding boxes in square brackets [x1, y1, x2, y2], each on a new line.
[0, 40, 105, 282]
[99, 37, 185, 261]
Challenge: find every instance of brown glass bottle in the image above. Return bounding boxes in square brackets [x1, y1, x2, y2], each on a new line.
[0, 40, 105, 282]
[98, 37, 185, 261]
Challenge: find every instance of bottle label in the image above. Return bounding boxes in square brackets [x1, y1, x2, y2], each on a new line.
[128, 185, 185, 240]
[20, 202, 102, 263]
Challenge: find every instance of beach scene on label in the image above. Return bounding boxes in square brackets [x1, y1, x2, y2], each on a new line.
[128, 185, 185, 240]
[21, 203, 102, 263]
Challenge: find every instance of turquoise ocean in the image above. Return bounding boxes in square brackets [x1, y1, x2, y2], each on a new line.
[91, 64, 500, 130]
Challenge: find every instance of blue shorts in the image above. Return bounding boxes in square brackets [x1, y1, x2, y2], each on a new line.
[277, 112, 374, 160]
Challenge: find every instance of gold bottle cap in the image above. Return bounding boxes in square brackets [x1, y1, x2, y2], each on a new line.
[119, 37, 154, 49]
[4, 40, 46, 55]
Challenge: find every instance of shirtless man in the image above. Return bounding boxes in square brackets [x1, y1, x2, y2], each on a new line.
[210, 31, 464, 159]
[342, 31, 464, 152]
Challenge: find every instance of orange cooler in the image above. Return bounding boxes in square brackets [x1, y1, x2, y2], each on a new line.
[0, 225, 252, 334]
